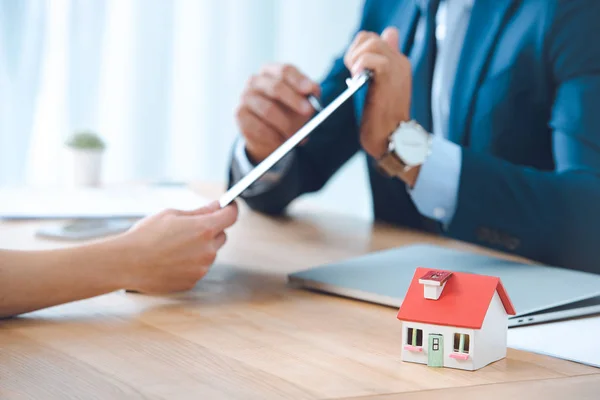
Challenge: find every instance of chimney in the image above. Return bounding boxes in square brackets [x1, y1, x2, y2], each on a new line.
[418, 270, 453, 300]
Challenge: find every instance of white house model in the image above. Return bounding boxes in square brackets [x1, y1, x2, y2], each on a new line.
[396, 268, 516, 371]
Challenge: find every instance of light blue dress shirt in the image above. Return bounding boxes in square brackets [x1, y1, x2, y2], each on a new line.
[232, 0, 472, 227]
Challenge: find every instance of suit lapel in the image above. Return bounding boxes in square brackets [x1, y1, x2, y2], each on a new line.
[393, 0, 420, 55]
[447, 0, 518, 145]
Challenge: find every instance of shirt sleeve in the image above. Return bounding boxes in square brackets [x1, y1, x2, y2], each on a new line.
[230, 136, 296, 196]
[407, 134, 462, 228]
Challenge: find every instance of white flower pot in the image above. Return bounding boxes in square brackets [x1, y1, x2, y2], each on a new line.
[68, 148, 104, 187]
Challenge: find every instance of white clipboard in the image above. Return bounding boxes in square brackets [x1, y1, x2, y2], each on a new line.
[219, 71, 372, 208]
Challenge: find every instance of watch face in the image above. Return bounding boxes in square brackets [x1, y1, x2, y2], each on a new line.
[394, 124, 430, 166]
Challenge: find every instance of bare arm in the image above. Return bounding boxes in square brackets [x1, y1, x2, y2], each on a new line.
[0, 239, 131, 319]
[0, 201, 239, 319]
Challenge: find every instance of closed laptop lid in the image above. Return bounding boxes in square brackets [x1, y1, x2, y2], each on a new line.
[287, 244, 600, 317]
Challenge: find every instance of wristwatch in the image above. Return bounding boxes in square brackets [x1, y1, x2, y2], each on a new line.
[377, 120, 433, 179]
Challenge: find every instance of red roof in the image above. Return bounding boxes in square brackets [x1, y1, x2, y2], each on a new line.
[396, 267, 516, 329]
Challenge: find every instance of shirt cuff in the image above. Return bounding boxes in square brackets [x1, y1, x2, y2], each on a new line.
[231, 137, 295, 196]
[408, 134, 462, 228]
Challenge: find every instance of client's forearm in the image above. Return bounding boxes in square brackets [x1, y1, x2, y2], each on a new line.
[0, 240, 130, 319]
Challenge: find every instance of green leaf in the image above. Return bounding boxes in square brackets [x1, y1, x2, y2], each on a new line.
[65, 131, 106, 150]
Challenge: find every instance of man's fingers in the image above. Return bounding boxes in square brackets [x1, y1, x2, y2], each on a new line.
[345, 31, 378, 69]
[237, 106, 284, 149]
[243, 92, 294, 138]
[249, 74, 314, 116]
[350, 53, 389, 77]
[261, 63, 320, 97]
[347, 37, 387, 73]
[381, 27, 400, 51]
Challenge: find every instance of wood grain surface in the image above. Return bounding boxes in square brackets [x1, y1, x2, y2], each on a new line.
[1, 182, 598, 399]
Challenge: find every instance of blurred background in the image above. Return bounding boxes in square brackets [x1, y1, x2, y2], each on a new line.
[0, 0, 374, 220]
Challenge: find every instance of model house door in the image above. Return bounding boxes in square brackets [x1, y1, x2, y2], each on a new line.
[428, 334, 443, 367]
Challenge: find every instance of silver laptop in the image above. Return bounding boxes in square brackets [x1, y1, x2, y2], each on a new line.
[287, 244, 600, 327]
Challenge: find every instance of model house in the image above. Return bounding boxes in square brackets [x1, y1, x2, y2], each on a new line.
[396, 268, 516, 371]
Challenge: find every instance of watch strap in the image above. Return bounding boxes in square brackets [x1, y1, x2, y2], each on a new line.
[376, 120, 433, 178]
[377, 140, 409, 178]
[377, 151, 406, 177]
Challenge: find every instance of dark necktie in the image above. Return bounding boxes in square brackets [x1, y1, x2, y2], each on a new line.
[409, 0, 442, 234]
[409, 0, 440, 132]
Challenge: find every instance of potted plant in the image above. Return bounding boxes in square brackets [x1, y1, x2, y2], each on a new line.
[65, 130, 106, 187]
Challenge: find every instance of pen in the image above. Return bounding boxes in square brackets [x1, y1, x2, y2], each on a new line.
[308, 95, 323, 112]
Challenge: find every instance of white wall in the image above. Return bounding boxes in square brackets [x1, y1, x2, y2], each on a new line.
[474, 291, 510, 370]
[400, 321, 476, 371]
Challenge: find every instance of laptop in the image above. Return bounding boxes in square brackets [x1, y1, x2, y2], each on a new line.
[287, 244, 600, 327]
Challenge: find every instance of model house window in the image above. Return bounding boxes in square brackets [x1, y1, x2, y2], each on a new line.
[406, 328, 423, 346]
[453, 333, 470, 353]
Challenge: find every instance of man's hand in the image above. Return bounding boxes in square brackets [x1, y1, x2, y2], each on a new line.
[116, 201, 239, 293]
[344, 27, 412, 159]
[235, 64, 321, 163]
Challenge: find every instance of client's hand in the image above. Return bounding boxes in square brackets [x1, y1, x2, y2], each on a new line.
[236, 63, 321, 163]
[116, 201, 239, 293]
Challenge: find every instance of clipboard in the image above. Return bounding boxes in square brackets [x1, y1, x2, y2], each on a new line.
[219, 70, 372, 208]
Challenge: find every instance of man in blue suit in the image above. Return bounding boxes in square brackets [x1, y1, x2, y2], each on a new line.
[228, 0, 600, 274]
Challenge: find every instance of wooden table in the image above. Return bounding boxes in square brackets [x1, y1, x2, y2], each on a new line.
[1, 183, 599, 399]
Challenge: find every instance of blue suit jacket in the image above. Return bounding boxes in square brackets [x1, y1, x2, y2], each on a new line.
[228, 0, 600, 274]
